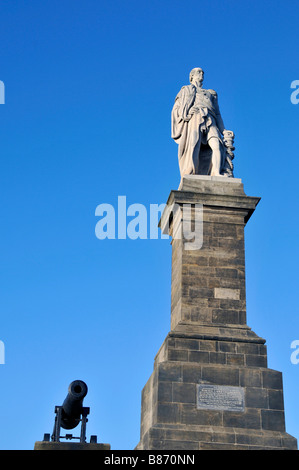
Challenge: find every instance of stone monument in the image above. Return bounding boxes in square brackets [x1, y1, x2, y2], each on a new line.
[136, 68, 297, 450]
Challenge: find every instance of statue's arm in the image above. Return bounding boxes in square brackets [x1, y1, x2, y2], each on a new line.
[171, 87, 189, 140]
[172, 87, 190, 120]
[216, 111, 225, 134]
[210, 90, 225, 134]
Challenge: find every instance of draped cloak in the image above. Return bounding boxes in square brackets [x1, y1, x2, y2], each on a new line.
[171, 84, 227, 177]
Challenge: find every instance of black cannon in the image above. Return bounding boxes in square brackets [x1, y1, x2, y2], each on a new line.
[43, 380, 97, 443]
[60, 380, 88, 430]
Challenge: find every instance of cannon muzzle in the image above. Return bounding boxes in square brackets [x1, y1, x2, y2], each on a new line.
[60, 380, 88, 430]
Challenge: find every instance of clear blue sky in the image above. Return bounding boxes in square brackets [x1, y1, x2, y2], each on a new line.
[0, 0, 298, 450]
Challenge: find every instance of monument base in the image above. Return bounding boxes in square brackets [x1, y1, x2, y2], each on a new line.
[136, 327, 297, 450]
[136, 176, 297, 450]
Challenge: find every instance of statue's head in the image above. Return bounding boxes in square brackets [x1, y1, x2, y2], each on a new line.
[189, 67, 204, 86]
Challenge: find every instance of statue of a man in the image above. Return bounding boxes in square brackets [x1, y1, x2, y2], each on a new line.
[171, 67, 234, 178]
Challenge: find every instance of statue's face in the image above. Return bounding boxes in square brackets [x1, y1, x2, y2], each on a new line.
[190, 68, 204, 86]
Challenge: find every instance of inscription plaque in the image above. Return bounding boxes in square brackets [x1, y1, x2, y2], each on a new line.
[197, 384, 245, 412]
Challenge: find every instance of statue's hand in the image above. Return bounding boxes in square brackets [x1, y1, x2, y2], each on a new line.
[184, 106, 198, 121]
[189, 106, 199, 115]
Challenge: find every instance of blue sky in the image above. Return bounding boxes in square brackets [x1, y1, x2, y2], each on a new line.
[0, 0, 298, 449]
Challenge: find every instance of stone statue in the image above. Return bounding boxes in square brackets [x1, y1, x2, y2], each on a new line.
[171, 67, 235, 178]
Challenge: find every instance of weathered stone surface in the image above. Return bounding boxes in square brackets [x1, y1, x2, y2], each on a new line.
[161, 184, 256, 331]
[136, 425, 298, 450]
[136, 179, 297, 450]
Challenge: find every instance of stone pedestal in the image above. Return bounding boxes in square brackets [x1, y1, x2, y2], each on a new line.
[34, 441, 111, 450]
[136, 176, 297, 450]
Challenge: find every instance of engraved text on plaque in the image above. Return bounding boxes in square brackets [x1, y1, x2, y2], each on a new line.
[197, 384, 245, 412]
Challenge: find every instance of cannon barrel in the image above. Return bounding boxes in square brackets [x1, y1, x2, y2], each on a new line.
[60, 380, 88, 430]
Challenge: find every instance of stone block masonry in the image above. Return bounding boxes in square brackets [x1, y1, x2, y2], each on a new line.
[136, 176, 297, 450]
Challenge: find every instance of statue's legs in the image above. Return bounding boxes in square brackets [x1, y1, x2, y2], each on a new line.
[208, 137, 222, 176]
